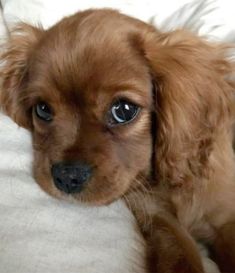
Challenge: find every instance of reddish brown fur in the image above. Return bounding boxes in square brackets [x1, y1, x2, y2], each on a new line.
[1, 9, 235, 273]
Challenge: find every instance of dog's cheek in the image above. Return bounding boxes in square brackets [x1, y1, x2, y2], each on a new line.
[31, 131, 58, 196]
[82, 137, 152, 205]
[109, 131, 152, 195]
[33, 149, 53, 194]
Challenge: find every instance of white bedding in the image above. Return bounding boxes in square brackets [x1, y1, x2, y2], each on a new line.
[0, 1, 234, 273]
[0, 114, 146, 273]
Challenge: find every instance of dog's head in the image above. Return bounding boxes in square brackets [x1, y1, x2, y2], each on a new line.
[1, 9, 234, 205]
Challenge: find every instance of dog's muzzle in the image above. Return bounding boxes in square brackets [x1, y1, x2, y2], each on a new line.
[51, 162, 92, 194]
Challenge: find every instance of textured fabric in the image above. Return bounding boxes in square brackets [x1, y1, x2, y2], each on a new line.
[0, 113, 146, 273]
[1, 0, 235, 39]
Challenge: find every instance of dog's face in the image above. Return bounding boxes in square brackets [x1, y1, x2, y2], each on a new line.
[1, 9, 234, 205]
[1, 10, 154, 204]
[30, 16, 154, 204]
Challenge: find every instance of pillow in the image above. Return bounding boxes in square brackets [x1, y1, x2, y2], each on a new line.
[1, 0, 234, 38]
[0, 113, 146, 273]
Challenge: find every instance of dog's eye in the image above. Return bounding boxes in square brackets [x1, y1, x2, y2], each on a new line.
[110, 99, 140, 125]
[35, 102, 53, 122]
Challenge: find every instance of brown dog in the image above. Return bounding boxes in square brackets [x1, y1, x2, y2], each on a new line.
[1, 9, 235, 273]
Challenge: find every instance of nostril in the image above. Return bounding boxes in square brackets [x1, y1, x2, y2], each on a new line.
[70, 179, 80, 191]
[56, 178, 63, 185]
[71, 178, 79, 187]
[71, 178, 78, 183]
[54, 177, 68, 193]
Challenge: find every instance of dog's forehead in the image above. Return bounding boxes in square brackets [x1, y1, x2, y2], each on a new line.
[30, 10, 151, 107]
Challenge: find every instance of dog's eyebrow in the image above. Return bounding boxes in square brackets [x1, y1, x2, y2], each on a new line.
[111, 90, 151, 108]
[108, 79, 152, 101]
[104, 81, 149, 92]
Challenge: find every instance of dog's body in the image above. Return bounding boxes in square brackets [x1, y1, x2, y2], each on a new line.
[1, 9, 235, 273]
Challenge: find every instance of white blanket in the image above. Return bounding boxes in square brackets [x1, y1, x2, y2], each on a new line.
[0, 113, 146, 273]
[0, 1, 234, 272]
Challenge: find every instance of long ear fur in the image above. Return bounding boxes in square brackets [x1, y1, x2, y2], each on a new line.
[0, 24, 43, 128]
[144, 30, 235, 186]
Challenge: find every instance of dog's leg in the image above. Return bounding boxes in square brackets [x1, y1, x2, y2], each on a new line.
[148, 214, 205, 273]
[212, 221, 235, 273]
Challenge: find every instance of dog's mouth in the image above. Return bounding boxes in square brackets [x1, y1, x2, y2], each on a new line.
[34, 159, 132, 206]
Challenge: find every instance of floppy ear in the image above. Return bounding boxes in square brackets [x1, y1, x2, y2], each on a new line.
[143, 30, 235, 186]
[0, 24, 43, 129]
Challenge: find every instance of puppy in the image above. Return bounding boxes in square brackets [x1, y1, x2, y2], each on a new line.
[1, 9, 235, 273]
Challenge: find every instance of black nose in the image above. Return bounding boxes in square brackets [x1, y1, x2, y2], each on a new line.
[51, 162, 92, 194]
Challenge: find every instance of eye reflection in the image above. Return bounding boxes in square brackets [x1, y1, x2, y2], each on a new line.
[109, 99, 140, 125]
[35, 102, 53, 122]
